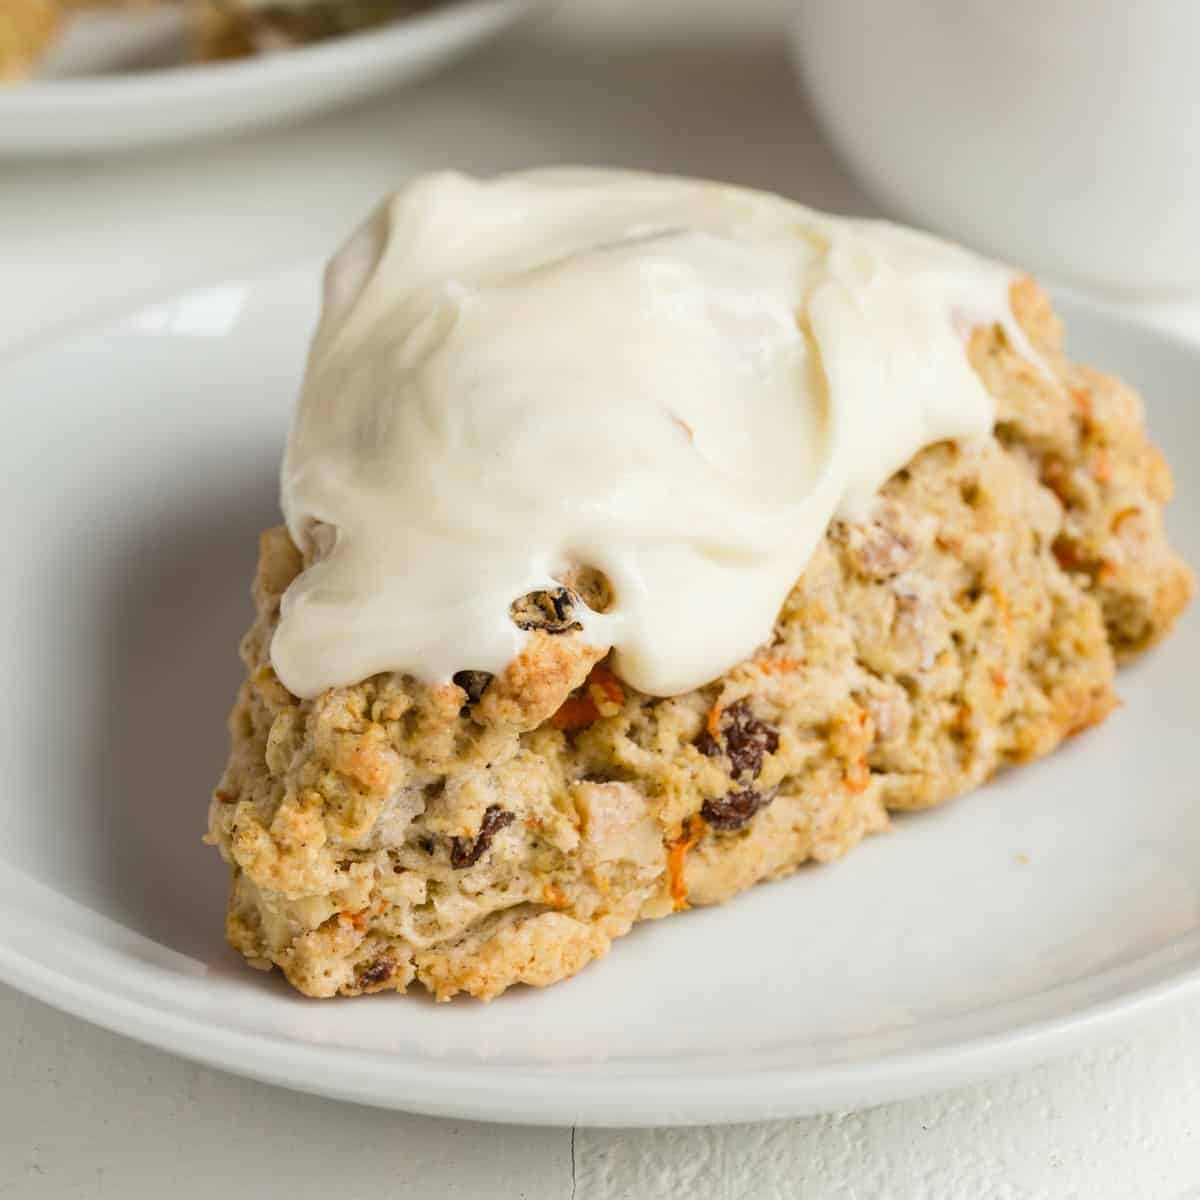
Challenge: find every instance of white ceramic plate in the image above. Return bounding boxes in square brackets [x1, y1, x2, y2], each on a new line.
[1, 265, 1197, 1126]
[0, 0, 538, 156]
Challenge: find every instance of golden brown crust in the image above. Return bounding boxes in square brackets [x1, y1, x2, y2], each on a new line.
[207, 279, 1193, 1001]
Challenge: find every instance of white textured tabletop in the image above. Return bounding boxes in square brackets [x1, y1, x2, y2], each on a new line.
[4, 1, 1200, 1196]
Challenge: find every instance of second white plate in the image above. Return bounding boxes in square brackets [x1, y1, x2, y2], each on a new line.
[0, 264, 1197, 1125]
[0, 0, 539, 156]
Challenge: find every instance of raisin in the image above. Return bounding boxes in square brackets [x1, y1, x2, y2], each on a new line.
[453, 669, 494, 715]
[698, 701, 779, 782]
[701, 788, 773, 832]
[357, 958, 394, 988]
[418, 836, 436, 855]
[509, 587, 582, 634]
[450, 805, 516, 869]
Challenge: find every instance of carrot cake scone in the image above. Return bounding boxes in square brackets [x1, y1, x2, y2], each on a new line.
[206, 170, 1193, 1001]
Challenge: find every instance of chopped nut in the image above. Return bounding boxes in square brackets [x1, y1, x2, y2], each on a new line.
[833, 518, 914, 581]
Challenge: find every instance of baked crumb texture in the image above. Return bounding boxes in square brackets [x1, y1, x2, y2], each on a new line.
[207, 279, 1193, 1001]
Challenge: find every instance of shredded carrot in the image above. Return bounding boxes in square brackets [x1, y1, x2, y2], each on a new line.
[666, 814, 705, 911]
[551, 694, 601, 731]
[1070, 387, 1093, 419]
[542, 884, 568, 909]
[1092, 448, 1112, 485]
[213, 789, 236, 805]
[706, 702, 723, 740]
[341, 907, 370, 931]
[551, 662, 626, 730]
[991, 668, 1008, 692]
[1097, 560, 1117, 584]
[1111, 506, 1140, 534]
[757, 656, 805, 676]
[844, 758, 871, 794]
[587, 662, 625, 714]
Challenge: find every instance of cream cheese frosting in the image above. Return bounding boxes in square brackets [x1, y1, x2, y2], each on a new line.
[271, 168, 1041, 699]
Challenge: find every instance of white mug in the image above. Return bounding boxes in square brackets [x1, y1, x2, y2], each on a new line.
[792, 0, 1200, 294]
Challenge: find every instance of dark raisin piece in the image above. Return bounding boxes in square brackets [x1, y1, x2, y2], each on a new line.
[453, 669, 494, 715]
[697, 701, 779, 782]
[418, 836, 436, 855]
[509, 587, 583, 634]
[701, 788, 773, 832]
[450, 805, 516, 869]
[357, 958, 394, 988]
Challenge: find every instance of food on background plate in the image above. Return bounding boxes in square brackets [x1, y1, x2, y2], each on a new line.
[192, 0, 437, 60]
[0, 0, 438, 78]
[0, 0, 60, 79]
[206, 169, 1193, 1001]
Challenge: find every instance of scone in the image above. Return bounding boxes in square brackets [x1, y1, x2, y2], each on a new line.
[206, 170, 1193, 1001]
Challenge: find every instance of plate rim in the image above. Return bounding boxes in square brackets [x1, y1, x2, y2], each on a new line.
[3, 926, 1199, 1126]
[1, 264, 1198, 1126]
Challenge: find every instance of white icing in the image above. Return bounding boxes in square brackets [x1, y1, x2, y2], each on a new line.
[272, 169, 1040, 699]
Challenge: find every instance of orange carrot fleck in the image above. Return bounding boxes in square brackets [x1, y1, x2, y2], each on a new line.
[1111, 506, 1140, 534]
[551, 662, 626, 730]
[667, 814, 706, 911]
[542, 884, 568, 909]
[551, 694, 601, 731]
[844, 758, 871, 794]
[991, 668, 1008, 692]
[706, 702, 723, 740]
[587, 662, 625, 714]
[1071, 387, 1093, 419]
[1092, 448, 1112, 484]
[757, 656, 805, 676]
[341, 907, 369, 931]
